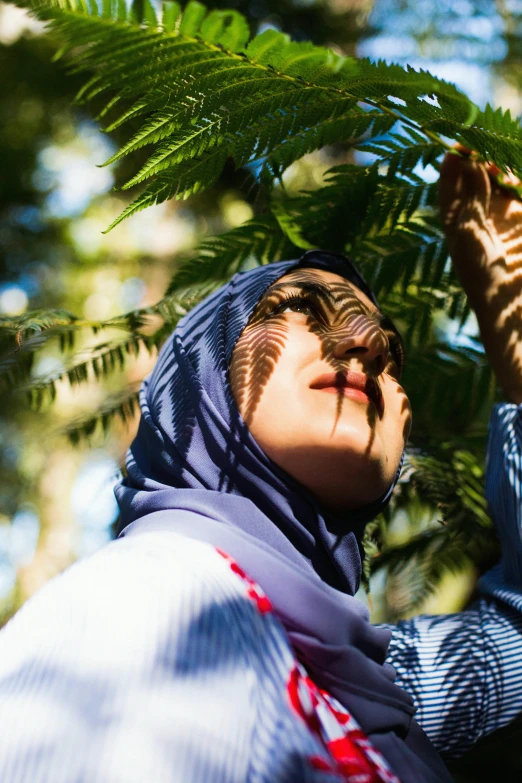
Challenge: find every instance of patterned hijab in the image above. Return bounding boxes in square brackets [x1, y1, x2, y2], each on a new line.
[115, 250, 450, 782]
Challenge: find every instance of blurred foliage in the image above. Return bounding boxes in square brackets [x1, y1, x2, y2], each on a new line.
[1, 0, 522, 639]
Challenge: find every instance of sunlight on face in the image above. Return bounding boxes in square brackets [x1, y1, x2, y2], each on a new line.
[229, 268, 412, 514]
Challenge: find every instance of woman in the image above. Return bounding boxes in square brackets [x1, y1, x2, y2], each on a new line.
[0, 154, 521, 782]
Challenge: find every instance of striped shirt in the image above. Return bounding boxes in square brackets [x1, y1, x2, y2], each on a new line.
[0, 402, 520, 779]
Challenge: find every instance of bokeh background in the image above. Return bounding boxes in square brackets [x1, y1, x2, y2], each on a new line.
[1, 0, 521, 626]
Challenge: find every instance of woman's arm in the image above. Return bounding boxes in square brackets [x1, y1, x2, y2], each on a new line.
[439, 150, 522, 405]
[383, 155, 522, 758]
[384, 599, 522, 757]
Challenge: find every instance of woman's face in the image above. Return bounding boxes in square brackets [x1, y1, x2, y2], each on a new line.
[229, 267, 412, 514]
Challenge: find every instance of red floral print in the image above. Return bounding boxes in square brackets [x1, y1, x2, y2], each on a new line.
[215, 548, 401, 783]
[287, 663, 402, 783]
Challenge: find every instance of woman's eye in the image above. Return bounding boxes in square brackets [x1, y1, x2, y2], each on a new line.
[280, 302, 313, 315]
[273, 297, 317, 317]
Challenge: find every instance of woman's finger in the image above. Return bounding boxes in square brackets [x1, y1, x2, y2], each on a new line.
[439, 151, 491, 239]
[438, 151, 507, 291]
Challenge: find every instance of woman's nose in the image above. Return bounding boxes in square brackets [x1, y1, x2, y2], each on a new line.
[330, 316, 389, 375]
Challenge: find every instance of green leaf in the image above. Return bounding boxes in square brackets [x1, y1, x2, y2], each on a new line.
[271, 201, 314, 250]
[166, 213, 297, 291]
[63, 386, 141, 444]
[162, 1, 181, 32]
[178, 0, 206, 35]
[199, 9, 250, 51]
[143, 0, 158, 28]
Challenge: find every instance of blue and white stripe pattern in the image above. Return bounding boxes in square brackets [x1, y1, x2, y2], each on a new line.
[0, 532, 340, 782]
[0, 402, 521, 778]
[386, 402, 522, 758]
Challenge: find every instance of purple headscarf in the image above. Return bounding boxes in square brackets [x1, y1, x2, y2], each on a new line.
[116, 250, 450, 782]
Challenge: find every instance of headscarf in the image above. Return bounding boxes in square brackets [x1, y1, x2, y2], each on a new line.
[115, 250, 450, 782]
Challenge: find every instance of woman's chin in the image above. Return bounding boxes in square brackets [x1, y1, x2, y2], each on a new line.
[309, 473, 390, 516]
[316, 418, 384, 460]
[276, 441, 392, 511]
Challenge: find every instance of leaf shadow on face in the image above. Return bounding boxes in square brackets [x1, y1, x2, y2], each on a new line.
[143, 270, 407, 503]
[229, 269, 405, 467]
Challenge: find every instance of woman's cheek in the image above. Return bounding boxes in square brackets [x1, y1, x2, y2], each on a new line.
[381, 379, 411, 445]
[392, 384, 412, 443]
[230, 321, 291, 425]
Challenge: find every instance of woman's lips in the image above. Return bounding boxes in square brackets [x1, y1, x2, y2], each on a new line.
[310, 371, 384, 417]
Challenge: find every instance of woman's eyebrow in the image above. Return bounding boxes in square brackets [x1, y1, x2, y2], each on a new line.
[266, 279, 404, 346]
[268, 279, 337, 305]
[269, 279, 377, 318]
[304, 284, 404, 348]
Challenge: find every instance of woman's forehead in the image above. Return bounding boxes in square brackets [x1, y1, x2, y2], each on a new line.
[269, 267, 378, 314]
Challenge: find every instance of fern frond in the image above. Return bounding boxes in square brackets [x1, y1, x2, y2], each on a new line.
[268, 163, 446, 320]
[371, 527, 472, 612]
[271, 164, 380, 250]
[360, 129, 441, 179]
[407, 449, 490, 528]
[120, 89, 349, 190]
[406, 341, 496, 437]
[260, 111, 395, 185]
[62, 385, 141, 444]
[20, 0, 522, 230]
[8, 0, 518, 616]
[0, 308, 79, 346]
[369, 446, 497, 611]
[167, 213, 297, 292]
[0, 317, 86, 390]
[22, 331, 160, 410]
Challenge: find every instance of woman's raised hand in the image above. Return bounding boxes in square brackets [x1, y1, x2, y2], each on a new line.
[439, 149, 522, 404]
